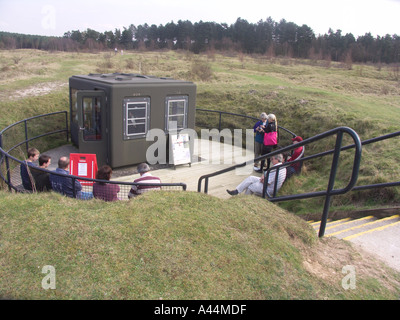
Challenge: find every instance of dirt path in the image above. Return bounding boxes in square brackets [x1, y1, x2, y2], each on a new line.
[0, 81, 68, 101]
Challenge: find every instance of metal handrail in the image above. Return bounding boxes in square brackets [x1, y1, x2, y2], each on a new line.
[198, 126, 363, 237]
[0, 111, 186, 194]
[0, 111, 69, 154]
[196, 108, 297, 137]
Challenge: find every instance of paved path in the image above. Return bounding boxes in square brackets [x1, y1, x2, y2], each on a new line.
[113, 138, 259, 199]
[348, 222, 400, 272]
[311, 216, 400, 272]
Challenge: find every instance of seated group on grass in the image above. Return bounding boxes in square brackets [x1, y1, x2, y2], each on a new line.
[21, 136, 304, 201]
[92, 162, 161, 202]
[20, 148, 161, 202]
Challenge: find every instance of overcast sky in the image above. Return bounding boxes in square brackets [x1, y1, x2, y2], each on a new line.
[0, 0, 399, 38]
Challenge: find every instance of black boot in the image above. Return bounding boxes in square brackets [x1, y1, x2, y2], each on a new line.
[226, 189, 239, 196]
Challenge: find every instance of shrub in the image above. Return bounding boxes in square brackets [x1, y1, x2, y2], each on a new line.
[190, 60, 213, 81]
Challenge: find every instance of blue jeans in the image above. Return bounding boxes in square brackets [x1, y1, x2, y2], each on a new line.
[77, 191, 93, 200]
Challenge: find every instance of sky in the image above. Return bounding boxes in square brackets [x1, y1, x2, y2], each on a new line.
[0, 0, 399, 38]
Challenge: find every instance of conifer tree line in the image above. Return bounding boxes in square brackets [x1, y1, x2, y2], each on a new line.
[1, 17, 399, 64]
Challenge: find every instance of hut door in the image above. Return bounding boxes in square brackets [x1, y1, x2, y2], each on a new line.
[77, 91, 108, 165]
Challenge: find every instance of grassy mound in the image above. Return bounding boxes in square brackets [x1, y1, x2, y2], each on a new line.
[1, 190, 399, 300]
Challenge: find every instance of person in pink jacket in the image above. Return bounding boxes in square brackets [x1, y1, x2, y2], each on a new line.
[256, 114, 278, 173]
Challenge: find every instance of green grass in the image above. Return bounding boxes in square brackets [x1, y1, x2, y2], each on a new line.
[1, 190, 399, 300]
[1, 49, 400, 299]
[1, 49, 400, 213]
[1, 49, 400, 214]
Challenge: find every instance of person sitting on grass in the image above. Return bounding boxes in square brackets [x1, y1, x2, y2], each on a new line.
[128, 163, 161, 199]
[93, 165, 120, 202]
[20, 147, 40, 191]
[31, 154, 52, 192]
[50, 156, 92, 200]
[286, 136, 304, 178]
[227, 154, 286, 197]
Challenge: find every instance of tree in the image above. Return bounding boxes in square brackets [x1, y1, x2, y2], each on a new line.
[121, 24, 135, 49]
[295, 24, 315, 58]
[176, 20, 194, 50]
[254, 18, 274, 54]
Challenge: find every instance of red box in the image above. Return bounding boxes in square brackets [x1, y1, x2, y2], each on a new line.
[69, 153, 98, 186]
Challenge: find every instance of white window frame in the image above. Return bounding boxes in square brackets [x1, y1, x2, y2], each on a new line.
[165, 96, 188, 132]
[123, 97, 150, 140]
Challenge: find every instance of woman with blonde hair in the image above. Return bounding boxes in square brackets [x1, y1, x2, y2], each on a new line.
[256, 113, 278, 172]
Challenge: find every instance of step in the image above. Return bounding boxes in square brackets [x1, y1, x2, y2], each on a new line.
[343, 219, 400, 241]
[324, 216, 375, 234]
[310, 214, 400, 272]
[311, 216, 374, 233]
[310, 215, 400, 239]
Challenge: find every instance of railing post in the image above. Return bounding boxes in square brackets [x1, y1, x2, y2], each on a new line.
[72, 177, 77, 198]
[65, 111, 69, 142]
[24, 119, 29, 152]
[0, 134, 12, 191]
[319, 130, 344, 237]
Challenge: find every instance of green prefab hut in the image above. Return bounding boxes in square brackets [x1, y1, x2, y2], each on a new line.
[69, 73, 197, 168]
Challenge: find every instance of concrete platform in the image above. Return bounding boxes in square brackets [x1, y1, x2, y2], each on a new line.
[44, 139, 260, 200]
[112, 138, 260, 199]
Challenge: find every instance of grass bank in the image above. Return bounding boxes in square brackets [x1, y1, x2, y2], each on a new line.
[1, 190, 399, 300]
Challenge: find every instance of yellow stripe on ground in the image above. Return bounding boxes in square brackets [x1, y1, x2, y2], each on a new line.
[310, 219, 331, 226]
[327, 215, 399, 237]
[325, 216, 374, 231]
[313, 217, 351, 230]
[344, 220, 400, 241]
[312, 216, 371, 231]
[324, 217, 351, 229]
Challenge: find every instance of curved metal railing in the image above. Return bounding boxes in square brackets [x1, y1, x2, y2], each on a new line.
[0, 111, 186, 197]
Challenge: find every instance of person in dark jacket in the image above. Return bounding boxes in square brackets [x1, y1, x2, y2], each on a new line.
[50, 156, 92, 199]
[20, 147, 40, 190]
[31, 154, 52, 192]
[253, 112, 268, 171]
[257, 114, 278, 172]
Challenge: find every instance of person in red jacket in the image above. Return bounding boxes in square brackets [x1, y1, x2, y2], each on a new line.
[286, 136, 304, 177]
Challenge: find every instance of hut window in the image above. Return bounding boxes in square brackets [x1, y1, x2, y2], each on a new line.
[82, 96, 102, 141]
[165, 96, 188, 132]
[123, 97, 150, 139]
